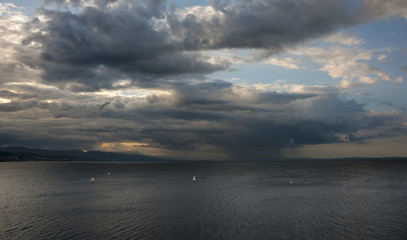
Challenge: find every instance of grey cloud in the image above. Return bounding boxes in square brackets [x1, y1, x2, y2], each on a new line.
[382, 101, 393, 107]
[21, 0, 402, 90]
[400, 65, 407, 73]
[0, 120, 97, 150]
[42, 0, 82, 6]
[256, 92, 317, 104]
[2, 0, 406, 159]
[0, 90, 19, 98]
[304, 97, 364, 122]
[0, 100, 39, 112]
[0, 63, 34, 85]
[21, 2, 228, 89]
[0, 80, 402, 160]
[45, 102, 114, 118]
[97, 101, 111, 111]
[85, 83, 367, 159]
[112, 99, 125, 109]
[219, 120, 342, 159]
[353, 0, 407, 23]
[170, 0, 354, 52]
[359, 112, 404, 131]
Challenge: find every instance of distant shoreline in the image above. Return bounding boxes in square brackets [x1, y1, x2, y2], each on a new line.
[1, 151, 406, 163]
[2, 146, 407, 163]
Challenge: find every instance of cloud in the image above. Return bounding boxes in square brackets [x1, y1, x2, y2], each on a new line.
[16, 0, 407, 90]
[1, 1, 407, 160]
[137, 86, 370, 160]
[0, 3, 41, 86]
[170, 1, 354, 51]
[400, 65, 407, 73]
[19, 1, 229, 90]
[323, 32, 364, 45]
[0, 100, 39, 112]
[1, 72, 406, 160]
[2, 74, 382, 160]
[292, 45, 404, 88]
[264, 57, 300, 69]
[354, 0, 407, 22]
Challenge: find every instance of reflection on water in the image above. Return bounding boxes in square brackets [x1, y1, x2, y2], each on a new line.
[1, 161, 407, 239]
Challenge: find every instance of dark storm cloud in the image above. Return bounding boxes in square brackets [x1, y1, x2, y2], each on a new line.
[0, 77, 400, 159]
[142, 118, 347, 159]
[21, 1, 228, 89]
[0, 120, 96, 150]
[218, 119, 344, 159]
[83, 82, 366, 159]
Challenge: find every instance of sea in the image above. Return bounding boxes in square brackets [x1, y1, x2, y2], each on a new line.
[1, 160, 407, 240]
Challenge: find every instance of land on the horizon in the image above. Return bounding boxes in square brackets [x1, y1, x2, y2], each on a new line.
[1, 146, 406, 163]
[0, 146, 165, 162]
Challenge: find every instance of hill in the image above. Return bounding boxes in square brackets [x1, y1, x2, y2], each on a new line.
[0, 146, 167, 162]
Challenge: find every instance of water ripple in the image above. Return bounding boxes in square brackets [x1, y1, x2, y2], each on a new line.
[1, 161, 407, 239]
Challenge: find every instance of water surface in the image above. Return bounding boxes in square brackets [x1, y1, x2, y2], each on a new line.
[1, 160, 407, 239]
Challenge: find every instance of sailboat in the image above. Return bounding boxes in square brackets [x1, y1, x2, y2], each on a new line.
[91, 177, 95, 183]
[107, 172, 110, 176]
[289, 179, 293, 184]
[192, 175, 197, 182]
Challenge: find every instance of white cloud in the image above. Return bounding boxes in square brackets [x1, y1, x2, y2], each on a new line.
[0, 97, 11, 103]
[0, 3, 31, 45]
[245, 82, 331, 95]
[323, 32, 364, 45]
[292, 45, 403, 88]
[359, 76, 379, 84]
[377, 54, 387, 60]
[264, 57, 300, 69]
[338, 80, 361, 88]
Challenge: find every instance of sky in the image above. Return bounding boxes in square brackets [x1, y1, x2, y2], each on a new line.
[0, 0, 407, 160]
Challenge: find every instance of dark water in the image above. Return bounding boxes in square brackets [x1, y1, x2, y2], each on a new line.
[1, 160, 407, 240]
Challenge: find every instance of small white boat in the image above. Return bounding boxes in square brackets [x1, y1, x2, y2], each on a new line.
[91, 177, 95, 183]
[192, 175, 197, 182]
[289, 179, 293, 184]
[107, 172, 110, 176]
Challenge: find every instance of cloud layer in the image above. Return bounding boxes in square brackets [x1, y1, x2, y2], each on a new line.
[1, 0, 407, 160]
[20, 0, 407, 89]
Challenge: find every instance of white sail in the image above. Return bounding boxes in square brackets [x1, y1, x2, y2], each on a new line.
[91, 177, 95, 183]
[192, 175, 196, 182]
